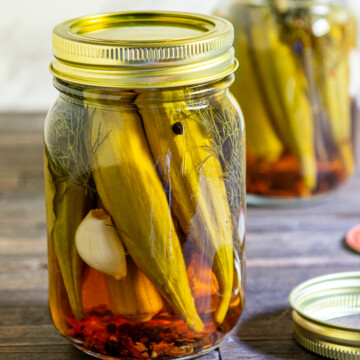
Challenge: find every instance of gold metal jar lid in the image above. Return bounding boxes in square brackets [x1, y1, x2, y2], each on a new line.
[50, 11, 237, 88]
[289, 272, 360, 359]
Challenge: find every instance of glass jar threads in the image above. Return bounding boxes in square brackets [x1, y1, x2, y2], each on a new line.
[44, 12, 246, 359]
[218, 0, 358, 205]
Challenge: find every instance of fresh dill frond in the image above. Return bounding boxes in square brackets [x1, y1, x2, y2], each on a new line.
[194, 103, 246, 213]
[45, 99, 108, 194]
[166, 93, 245, 213]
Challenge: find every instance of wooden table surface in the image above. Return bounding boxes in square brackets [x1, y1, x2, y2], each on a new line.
[1, 113, 359, 360]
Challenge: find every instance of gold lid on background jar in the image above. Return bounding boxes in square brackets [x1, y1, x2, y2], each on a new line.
[50, 11, 237, 88]
[289, 272, 360, 359]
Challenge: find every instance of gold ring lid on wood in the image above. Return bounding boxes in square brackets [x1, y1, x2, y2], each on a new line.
[289, 272, 360, 359]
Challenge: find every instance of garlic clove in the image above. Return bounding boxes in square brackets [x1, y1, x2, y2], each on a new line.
[75, 209, 127, 280]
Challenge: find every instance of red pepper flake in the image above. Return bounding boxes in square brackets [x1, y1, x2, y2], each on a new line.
[66, 305, 228, 358]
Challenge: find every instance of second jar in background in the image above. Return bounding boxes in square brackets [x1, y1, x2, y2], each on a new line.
[219, 0, 358, 204]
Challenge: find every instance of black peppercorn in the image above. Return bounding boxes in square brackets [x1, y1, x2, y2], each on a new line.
[172, 122, 184, 135]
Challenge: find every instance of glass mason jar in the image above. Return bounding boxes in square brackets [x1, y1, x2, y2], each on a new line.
[44, 12, 246, 360]
[217, 0, 359, 205]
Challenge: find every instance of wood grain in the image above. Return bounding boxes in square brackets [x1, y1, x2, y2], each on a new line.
[0, 113, 359, 359]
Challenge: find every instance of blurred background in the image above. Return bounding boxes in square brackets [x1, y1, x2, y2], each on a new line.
[2, 0, 360, 113]
[0, 0, 219, 113]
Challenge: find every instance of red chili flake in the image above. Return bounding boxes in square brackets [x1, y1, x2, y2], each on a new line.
[66, 306, 227, 358]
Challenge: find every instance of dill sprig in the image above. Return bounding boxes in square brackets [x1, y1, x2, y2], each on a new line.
[45, 99, 108, 194]
[160, 97, 245, 213]
[194, 104, 246, 213]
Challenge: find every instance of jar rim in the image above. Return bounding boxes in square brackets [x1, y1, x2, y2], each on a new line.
[50, 11, 238, 88]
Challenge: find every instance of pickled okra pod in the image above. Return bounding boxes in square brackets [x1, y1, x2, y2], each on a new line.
[312, 18, 355, 176]
[275, 2, 356, 176]
[86, 98, 203, 332]
[51, 183, 92, 319]
[246, 5, 317, 190]
[44, 101, 95, 319]
[229, 5, 283, 164]
[135, 88, 236, 324]
[271, 1, 356, 177]
[45, 150, 76, 330]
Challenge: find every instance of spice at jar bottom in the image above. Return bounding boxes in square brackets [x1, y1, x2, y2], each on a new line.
[219, 0, 358, 203]
[45, 12, 246, 360]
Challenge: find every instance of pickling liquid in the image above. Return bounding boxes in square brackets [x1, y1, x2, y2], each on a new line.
[48, 247, 244, 359]
[247, 152, 347, 199]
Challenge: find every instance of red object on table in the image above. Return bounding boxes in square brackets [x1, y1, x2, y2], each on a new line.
[346, 225, 360, 253]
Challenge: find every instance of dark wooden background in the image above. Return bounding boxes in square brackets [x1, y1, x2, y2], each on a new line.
[0, 113, 359, 359]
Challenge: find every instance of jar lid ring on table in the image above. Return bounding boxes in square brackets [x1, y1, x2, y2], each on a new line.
[50, 11, 238, 88]
[289, 272, 360, 359]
